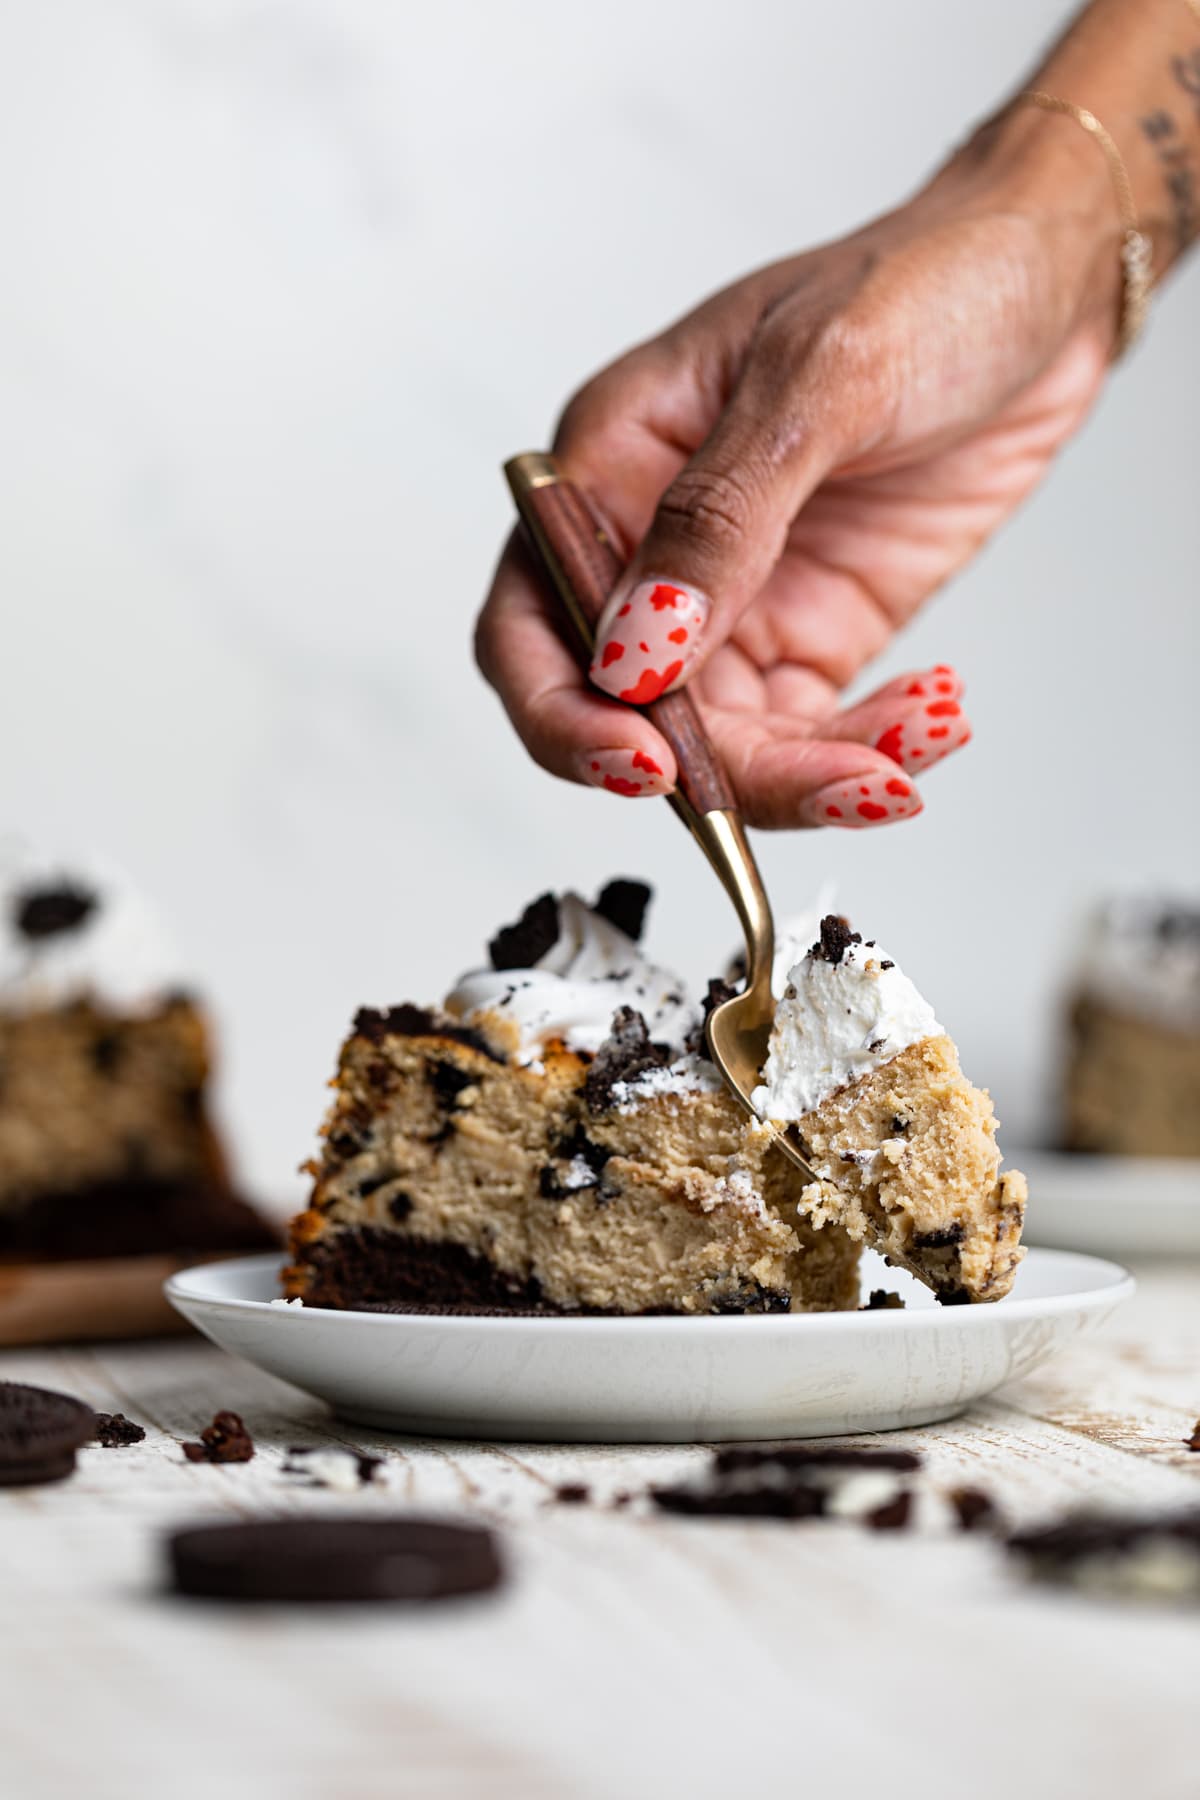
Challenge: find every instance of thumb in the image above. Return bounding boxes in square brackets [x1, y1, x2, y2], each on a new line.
[586, 387, 833, 705]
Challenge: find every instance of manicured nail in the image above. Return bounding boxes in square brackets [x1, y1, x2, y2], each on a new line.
[806, 771, 924, 829]
[579, 748, 674, 798]
[589, 580, 709, 705]
[874, 667, 971, 773]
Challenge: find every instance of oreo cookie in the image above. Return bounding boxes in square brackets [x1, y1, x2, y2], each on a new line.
[167, 1517, 505, 1604]
[0, 1382, 96, 1486]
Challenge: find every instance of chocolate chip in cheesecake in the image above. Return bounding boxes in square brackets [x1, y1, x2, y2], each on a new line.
[555, 1483, 591, 1504]
[810, 914, 862, 966]
[1185, 1419, 1200, 1452]
[12, 882, 98, 941]
[912, 1223, 966, 1250]
[428, 1061, 476, 1108]
[488, 892, 561, 971]
[584, 1007, 671, 1112]
[94, 1411, 146, 1448]
[593, 878, 652, 943]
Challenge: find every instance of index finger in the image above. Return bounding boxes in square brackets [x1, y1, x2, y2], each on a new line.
[474, 528, 679, 798]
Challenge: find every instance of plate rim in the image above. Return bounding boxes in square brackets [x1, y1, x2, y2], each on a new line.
[165, 1247, 1135, 1335]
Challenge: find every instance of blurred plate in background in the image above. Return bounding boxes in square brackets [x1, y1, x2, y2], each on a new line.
[1016, 1151, 1200, 1256]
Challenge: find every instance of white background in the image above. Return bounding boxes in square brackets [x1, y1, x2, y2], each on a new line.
[1, 0, 1196, 1212]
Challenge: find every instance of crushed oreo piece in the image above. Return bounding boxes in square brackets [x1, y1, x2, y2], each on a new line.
[12, 883, 98, 942]
[539, 1124, 611, 1199]
[593, 879, 652, 942]
[714, 1445, 922, 1475]
[866, 1491, 913, 1532]
[686, 977, 739, 1057]
[652, 1474, 825, 1520]
[889, 1116, 910, 1136]
[353, 1004, 502, 1063]
[1007, 1510, 1200, 1600]
[94, 1412, 146, 1448]
[181, 1410, 255, 1465]
[488, 892, 561, 971]
[281, 1446, 384, 1492]
[653, 1443, 921, 1522]
[950, 1487, 1001, 1533]
[810, 914, 862, 967]
[555, 1483, 590, 1505]
[860, 1289, 905, 1311]
[388, 1192, 413, 1223]
[1185, 1419, 1200, 1452]
[584, 1007, 671, 1112]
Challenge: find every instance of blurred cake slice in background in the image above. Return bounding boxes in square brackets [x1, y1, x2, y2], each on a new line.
[1063, 899, 1200, 1158]
[0, 848, 275, 1273]
[753, 916, 1026, 1304]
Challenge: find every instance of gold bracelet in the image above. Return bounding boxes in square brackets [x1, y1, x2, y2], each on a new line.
[1016, 89, 1153, 357]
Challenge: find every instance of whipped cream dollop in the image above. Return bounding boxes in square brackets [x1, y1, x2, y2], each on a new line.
[753, 917, 942, 1121]
[446, 891, 699, 1066]
[0, 844, 185, 1015]
[1075, 897, 1200, 1032]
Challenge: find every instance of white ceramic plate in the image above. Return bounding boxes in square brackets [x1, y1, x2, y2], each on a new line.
[165, 1248, 1133, 1444]
[1014, 1150, 1200, 1256]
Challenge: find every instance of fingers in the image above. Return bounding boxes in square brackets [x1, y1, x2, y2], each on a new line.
[831, 664, 972, 774]
[585, 345, 847, 707]
[700, 661, 972, 830]
[703, 710, 924, 832]
[475, 531, 678, 799]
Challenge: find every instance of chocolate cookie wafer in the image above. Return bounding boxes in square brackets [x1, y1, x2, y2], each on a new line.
[0, 1382, 96, 1486]
[167, 1517, 505, 1604]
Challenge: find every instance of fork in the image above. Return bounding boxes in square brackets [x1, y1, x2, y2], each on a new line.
[504, 451, 817, 1186]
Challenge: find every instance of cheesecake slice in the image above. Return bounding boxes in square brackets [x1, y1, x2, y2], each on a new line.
[752, 916, 1026, 1303]
[0, 851, 274, 1261]
[285, 885, 859, 1314]
[1063, 898, 1200, 1157]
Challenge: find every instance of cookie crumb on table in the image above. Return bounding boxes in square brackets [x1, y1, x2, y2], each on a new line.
[94, 1412, 146, 1448]
[181, 1411, 255, 1464]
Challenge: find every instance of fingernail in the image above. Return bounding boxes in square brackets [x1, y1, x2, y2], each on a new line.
[589, 580, 710, 705]
[579, 748, 674, 798]
[875, 672, 971, 775]
[806, 771, 923, 829]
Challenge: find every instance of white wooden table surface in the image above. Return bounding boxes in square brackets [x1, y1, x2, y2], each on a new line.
[4, 1260, 1199, 1800]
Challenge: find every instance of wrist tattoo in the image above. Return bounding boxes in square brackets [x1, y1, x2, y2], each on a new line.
[1139, 108, 1199, 251]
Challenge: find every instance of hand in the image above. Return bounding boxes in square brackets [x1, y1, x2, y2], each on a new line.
[476, 119, 1116, 828]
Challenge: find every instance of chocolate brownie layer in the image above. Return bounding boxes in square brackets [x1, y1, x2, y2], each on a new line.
[0, 1174, 276, 1262]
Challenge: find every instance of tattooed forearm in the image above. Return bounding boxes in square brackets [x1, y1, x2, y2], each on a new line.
[1139, 104, 1199, 251]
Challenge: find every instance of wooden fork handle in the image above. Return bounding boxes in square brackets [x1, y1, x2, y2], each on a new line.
[504, 453, 736, 816]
